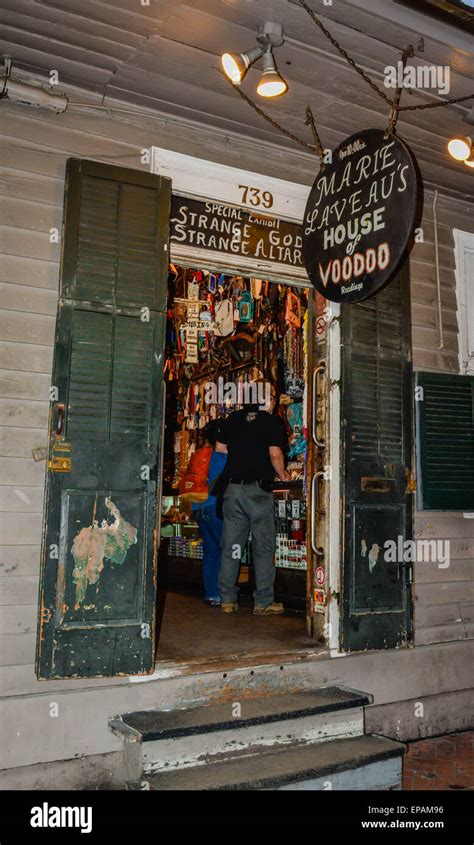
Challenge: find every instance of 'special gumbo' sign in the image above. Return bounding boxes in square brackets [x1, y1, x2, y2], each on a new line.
[170, 196, 303, 268]
[303, 128, 418, 303]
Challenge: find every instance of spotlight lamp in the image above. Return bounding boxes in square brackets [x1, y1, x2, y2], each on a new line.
[257, 48, 288, 98]
[221, 46, 264, 85]
[447, 135, 473, 163]
[221, 21, 288, 98]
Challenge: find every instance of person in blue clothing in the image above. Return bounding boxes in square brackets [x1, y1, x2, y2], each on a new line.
[192, 419, 227, 607]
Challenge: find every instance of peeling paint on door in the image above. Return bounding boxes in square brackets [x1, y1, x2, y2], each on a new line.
[71, 497, 137, 607]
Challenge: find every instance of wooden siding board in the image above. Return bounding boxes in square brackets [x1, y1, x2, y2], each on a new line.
[0, 227, 60, 262]
[412, 348, 460, 373]
[0, 399, 49, 429]
[0, 663, 125, 696]
[0, 487, 45, 513]
[415, 623, 474, 645]
[0, 459, 47, 488]
[415, 559, 473, 583]
[0, 511, 43, 545]
[416, 602, 468, 627]
[416, 515, 474, 538]
[0, 341, 53, 375]
[0, 196, 61, 232]
[0, 428, 47, 458]
[0, 370, 51, 401]
[0, 311, 55, 346]
[0, 605, 36, 634]
[0, 255, 60, 291]
[416, 581, 474, 605]
[0, 282, 58, 316]
[0, 576, 39, 606]
[0, 545, 41, 577]
[0, 633, 37, 666]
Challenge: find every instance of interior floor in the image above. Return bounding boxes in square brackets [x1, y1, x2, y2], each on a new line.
[156, 590, 318, 662]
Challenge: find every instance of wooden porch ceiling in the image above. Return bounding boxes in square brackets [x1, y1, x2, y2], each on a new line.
[0, 0, 473, 197]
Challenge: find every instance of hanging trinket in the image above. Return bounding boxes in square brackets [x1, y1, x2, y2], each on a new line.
[214, 299, 234, 336]
[285, 290, 301, 328]
[238, 290, 254, 323]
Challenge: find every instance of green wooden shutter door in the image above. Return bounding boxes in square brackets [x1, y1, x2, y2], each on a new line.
[416, 372, 474, 510]
[342, 267, 414, 652]
[36, 159, 171, 679]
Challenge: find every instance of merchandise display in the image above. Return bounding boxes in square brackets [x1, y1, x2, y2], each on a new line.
[161, 263, 310, 604]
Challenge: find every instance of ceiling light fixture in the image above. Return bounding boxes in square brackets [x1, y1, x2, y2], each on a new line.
[447, 135, 473, 162]
[221, 46, 264, 85]
[256, 48, 288, 98]
[221, 21, 288, 98]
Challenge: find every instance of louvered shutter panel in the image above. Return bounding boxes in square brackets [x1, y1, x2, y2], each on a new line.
[63, 160, 168, 311]
[37, 159, 171, 679]
[341, 267, 414, 652]
[416, 372, 474, 510]
[349, 279, 405, 464]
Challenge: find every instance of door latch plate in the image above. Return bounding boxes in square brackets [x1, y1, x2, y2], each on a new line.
[48, 441, 72, 472]
[48, 456, 71, 472]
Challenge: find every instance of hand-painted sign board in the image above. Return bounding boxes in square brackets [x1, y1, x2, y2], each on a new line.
[303, 129, 418, 303]
[170, 195, 304, 268]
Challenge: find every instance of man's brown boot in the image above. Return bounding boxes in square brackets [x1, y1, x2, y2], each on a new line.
[221, 602, 238, 613]
[253, 602, 285, 615]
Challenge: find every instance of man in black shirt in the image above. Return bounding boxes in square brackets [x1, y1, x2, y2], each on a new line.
[215, 383, 290, 615]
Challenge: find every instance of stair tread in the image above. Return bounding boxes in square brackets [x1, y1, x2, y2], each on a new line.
[145, 734, 405, 790]
[112, 685, 372, 741]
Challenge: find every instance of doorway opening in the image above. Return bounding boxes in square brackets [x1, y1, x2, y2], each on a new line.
[154, 262, 324, 665]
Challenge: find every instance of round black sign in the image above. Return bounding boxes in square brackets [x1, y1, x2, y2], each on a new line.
[302, 128, 418, 304]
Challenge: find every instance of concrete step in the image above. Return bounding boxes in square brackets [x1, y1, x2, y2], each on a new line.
[143, 734, 405, 790]
[109, 685, 373, 782]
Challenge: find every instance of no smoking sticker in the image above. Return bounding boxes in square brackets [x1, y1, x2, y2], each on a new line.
[316, 316, 326, 336]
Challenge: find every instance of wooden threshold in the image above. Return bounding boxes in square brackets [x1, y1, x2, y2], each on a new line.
[129, 644, 328, 682]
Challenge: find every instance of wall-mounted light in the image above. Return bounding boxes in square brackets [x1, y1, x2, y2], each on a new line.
[221, 46, 264, 85]
[447, 135, 473, 163]
[221, 21, 288, 98]
[256, 48, 288, 98]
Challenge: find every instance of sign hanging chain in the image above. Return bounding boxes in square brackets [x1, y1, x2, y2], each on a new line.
[400, 93, 474, 112]
[295, 0, 392, 106]
[230, 81, 319, 154]
[385, 45, 415, 137]
[305, 106, 326, 169]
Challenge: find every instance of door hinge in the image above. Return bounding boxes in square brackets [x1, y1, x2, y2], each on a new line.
[41, 607, 53, 624]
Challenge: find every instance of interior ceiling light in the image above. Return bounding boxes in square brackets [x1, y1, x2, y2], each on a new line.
[447, 135, 473, 162]
[221, 21, 288, 98]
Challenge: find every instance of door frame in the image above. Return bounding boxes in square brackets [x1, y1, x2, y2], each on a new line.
[149, 149, 335, 654]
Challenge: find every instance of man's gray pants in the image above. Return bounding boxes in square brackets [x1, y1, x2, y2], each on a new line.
[219, 482, 276, 607]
